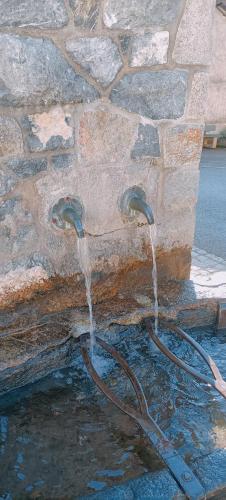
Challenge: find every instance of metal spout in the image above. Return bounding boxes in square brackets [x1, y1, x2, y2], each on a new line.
[129, 196, 154, 226]
[120, 186, 154, 226]
[62, 206, 84, 239]
[51, 197, 85, 238]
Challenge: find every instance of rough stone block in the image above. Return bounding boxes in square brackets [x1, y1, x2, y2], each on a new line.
[0, 254, 52, 307]
[128, 32, 169, 67]
[0, 196, 37, 264]
[210, 10, 226, 83]
[0, 167, 16, 196]
[22, 107, 74, 153]
[78, 109, 137, 165]
[51, 154, 76, 169]
[103, 0, 183, 29]
[69, 0, 99, 30]
[7, 158, 47, 179]
[131, 124, 160, 159]
[187, 72, 209, 120]
[0, 116, 23, 157]
[206, 83, 226, 123]
[0, 197, 20, 221]
[162, 167, 199, 212]
[158, 207, 196, 249]
[110, 70, 188, 120]
[0, 0, 68, 29]
[173, 0, 214, 65]
[0, 35, 99, 107]
[66, 37, 123, 87]
[163, 125, 204, 169]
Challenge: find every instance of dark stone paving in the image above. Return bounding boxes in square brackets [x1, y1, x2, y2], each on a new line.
[195, 148, 226, 260]
[81, 450, 226, 499]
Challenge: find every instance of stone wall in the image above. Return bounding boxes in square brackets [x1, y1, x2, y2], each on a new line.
[206, 7, 226, 135]
[0, 0, 215, 309]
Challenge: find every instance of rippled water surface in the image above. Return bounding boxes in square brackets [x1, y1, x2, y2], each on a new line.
[0, 324, 226, 498]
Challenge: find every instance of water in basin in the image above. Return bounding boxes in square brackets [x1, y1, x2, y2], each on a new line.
[0, 323, 226, 498]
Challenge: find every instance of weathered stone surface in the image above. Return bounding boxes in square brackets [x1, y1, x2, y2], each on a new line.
[0, 256, 51, 308]
[0, 197, 20, 221]
[0, 196, 37, 266]
[128, 32, 169, 67]
[110, 70, 188, 120]
[0, 0, 68, 29]
[158, 207, 196, 249]
[119, 35, 130, 55]
[79, 109, 137, 165]
[0, 35, 99, 107]
[173, 0, 214, 65]
[69, 0, 99, 30]
[103, 0, 183, 29]
[22, 107, 74, 153]
[51, 154, 76, 169]
[163, 125, 204, 169]
[66, 37, 123, 87]
[209, 10, 226, 83]
[187, 72, 209, 119]
[206, 10, 226, 124]
[0, 167, 16, 196]
[207, 83, 226, 122]
[131, 124, 160, 159]
[162, 167, 199, 212]
[7, 158, 47, 179]
[0, 117, 23, 157]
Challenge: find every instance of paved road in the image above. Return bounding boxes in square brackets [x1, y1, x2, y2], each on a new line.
[194, 148, 226, 259]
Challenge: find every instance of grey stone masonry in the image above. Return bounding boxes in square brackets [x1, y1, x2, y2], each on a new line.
[128, 32, 169, 67]
[103, 0, 183, 29]
[0, 0, 214, 306]
[0, 167, 17, 197]
[110, 70, 188, 120]
[51, 154, 76, 170]
[0, 0, 69, 29]
[0, 117, 23, 157]
[66, 37, 123, 87]
[7, 158, 47, 179]
[0, 35, 99, 107]
[131, 124, 160, 159]
[69, 0, 99, 30]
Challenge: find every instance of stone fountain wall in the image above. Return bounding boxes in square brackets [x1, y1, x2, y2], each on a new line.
[0, 0, 215, 310]
[206, 7, 226, 134]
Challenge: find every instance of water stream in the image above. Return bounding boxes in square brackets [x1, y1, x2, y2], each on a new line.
[77, 237, 95, 357]
[149, 224, 159, 335]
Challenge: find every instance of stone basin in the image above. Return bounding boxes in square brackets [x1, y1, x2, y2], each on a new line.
[0, 302, 226, 498]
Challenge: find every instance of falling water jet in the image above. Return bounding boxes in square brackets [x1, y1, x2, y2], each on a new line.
[149, 224, 159, 336]
[120, 186, 158, 333]
[77, 237, 95, 359]
[50, 196, 96, 358]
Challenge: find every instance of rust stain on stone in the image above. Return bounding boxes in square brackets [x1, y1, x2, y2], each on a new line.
[164, 125, 204, 168]
[0, 246, 191, 313]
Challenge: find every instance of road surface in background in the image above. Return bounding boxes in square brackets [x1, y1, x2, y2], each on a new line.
[194, 148, 226, 260]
